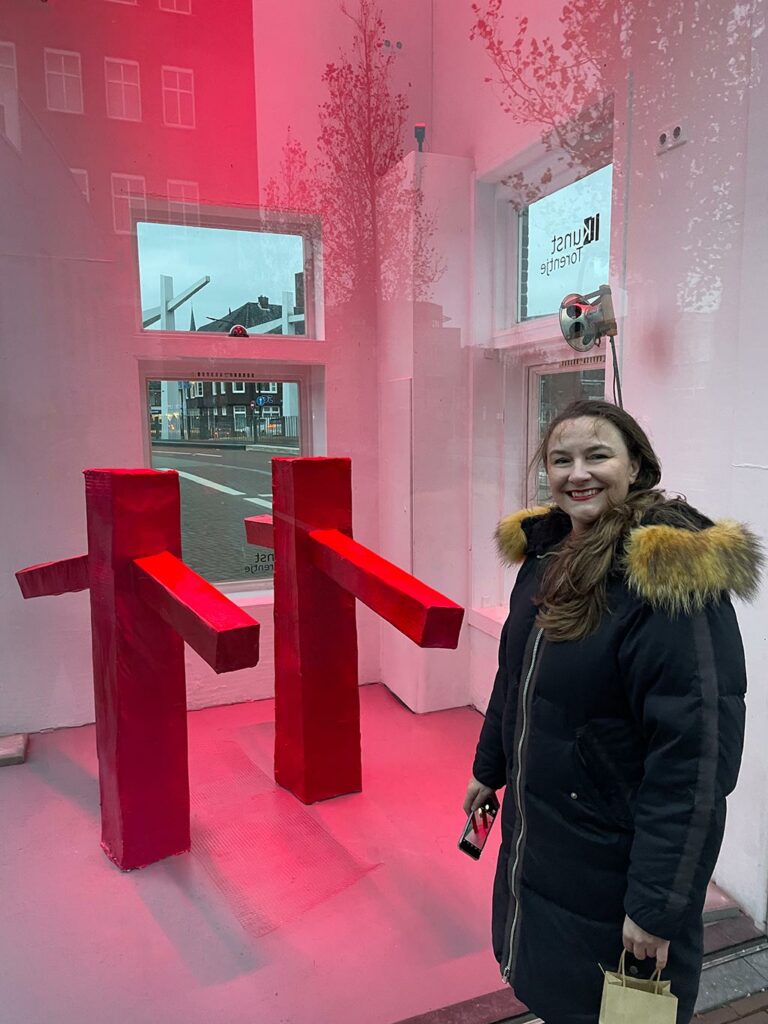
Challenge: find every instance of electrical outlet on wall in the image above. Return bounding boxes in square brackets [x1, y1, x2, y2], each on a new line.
[656, 123, 687, 155]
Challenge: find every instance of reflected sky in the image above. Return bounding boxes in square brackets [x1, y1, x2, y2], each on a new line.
[137, 222, 304, 329]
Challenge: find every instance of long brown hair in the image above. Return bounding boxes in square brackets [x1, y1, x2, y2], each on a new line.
[530, 400, 682, 641]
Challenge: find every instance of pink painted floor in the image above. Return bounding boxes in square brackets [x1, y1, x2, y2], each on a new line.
[0, 684, 524, 1024]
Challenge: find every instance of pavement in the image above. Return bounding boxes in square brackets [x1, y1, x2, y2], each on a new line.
[694, 972, 768, 1024]
[150, 441, 298, 582]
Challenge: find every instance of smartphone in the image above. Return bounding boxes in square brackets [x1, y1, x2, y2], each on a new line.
[458, 797, 499, 860]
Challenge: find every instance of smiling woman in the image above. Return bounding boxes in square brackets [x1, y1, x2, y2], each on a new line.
[545, 418, 639, 535]
[467, 398, 763, 1024]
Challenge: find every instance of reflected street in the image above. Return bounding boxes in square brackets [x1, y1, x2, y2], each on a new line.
[150, 442, 298, 582]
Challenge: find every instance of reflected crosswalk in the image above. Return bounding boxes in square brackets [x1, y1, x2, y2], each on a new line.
[155, 468, 245, 496]
[156, 467, 273, 509]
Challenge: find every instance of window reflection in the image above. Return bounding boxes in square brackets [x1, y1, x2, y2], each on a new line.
[531, 365, 606, 504]
[137, 223, 306, 335]
[147, 378, 300, 584]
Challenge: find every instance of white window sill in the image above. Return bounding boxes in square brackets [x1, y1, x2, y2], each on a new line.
[468, 606, 507, 640]
[217, 587, 274, 609]
[491, 313, 566, 350]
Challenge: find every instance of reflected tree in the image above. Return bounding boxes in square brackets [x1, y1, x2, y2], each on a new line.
[470, 0, 763, 313]
[265, 0, 442, 311]
[470, 0, 620, 205]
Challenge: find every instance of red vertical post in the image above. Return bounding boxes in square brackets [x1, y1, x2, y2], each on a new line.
[84, 469, 190, 869]
[273, 458, 361, 803]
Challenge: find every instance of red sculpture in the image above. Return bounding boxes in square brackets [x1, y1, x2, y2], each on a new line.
[244, 457, 464, 804]
[16, 469, 261, 870]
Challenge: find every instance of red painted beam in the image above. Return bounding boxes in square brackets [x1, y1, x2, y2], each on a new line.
[272, 458, 361, 803]
[16, 554, 90, 598]
[307, 529, 464, 649]
[133, 551, 260, 673]
[244, 514, 274, 549]
[84, 468, 190, 869]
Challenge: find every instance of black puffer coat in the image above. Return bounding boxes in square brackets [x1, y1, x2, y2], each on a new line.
[472, 501, 763, 1024]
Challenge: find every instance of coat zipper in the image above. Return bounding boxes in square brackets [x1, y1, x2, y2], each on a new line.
[502, 626, 544, 983]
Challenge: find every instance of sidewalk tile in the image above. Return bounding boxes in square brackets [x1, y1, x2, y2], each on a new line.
[693, 1007, 740, 1023]
[695, 963, 767, 1015]
[735, 1013, 768, 1024]
[730, 992, 768, 1016]
[747, 951, 768, 985]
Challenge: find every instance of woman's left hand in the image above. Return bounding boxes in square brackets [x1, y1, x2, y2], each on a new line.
[622, 914, 671, 970]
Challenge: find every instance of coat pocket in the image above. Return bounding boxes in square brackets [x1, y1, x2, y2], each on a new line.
[574, 725, 636, 831]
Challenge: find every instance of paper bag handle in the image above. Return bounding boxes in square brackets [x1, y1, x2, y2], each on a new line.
[617, 949, 664, 994]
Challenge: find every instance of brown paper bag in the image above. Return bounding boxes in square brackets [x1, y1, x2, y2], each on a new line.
[598, 950, 678, 1023]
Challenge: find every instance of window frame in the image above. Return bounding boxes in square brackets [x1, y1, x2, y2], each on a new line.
[232, 381, 246, 393]
[70, 168, 90, 201]
[44, 48, 84, 115]
[111, 172, 147, 234]
[0, 41, 18, 90]
[138, 363, 320, 594]
[166, 178, 200, 226]
[232, 405, 247, 433]
[0, 41, 20, 149]
[161, 64, 195, 129]
[474, 117, 615, 350]
[524, 354, 607, 506]
[104, 57, 142, 122]
[159, 0, 192, 12]
[132, 199, 324, 341]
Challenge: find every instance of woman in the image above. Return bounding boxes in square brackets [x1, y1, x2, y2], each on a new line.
[464, 400, 763, 1024]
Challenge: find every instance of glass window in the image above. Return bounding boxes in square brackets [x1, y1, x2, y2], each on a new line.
[167, 179, 199, 226]
[161, 66, 195, 128]
[111, 173, 147, 234]
[44, 49, 84, 114]
[0, 42, 17, 90]
[147, 378, 301, 584]
[0, 42, 20, 149]
[105, 58, 141, 121]
[527, 360, 606, 505]
[137, 222, 306, 335]
[70, 168, 90, 201]
[232, 381, 246, 393]
[518, 164, 613, 322]
[159, 0, 191, 11]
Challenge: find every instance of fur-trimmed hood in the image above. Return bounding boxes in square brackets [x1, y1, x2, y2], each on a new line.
[495, 502, 764, 615]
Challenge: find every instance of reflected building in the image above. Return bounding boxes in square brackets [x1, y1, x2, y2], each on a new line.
[2, 0, 259, 231]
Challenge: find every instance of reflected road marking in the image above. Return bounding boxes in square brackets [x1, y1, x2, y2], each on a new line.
[156, 468, 245, 496]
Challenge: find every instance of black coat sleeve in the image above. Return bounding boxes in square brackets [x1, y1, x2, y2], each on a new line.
[472, 615, 510, 791]
[617, 594, 747, 940]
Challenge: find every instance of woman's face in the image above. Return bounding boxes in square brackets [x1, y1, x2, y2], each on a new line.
[546, 417, 640, 535]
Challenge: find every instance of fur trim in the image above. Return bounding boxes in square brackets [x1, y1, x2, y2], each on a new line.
[495, 505, 764, 613]
[624, 519, 764, 614]
[495, 506, 553, 563]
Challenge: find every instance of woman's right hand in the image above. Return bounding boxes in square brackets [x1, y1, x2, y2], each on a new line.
[463, 776, 497, 816]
